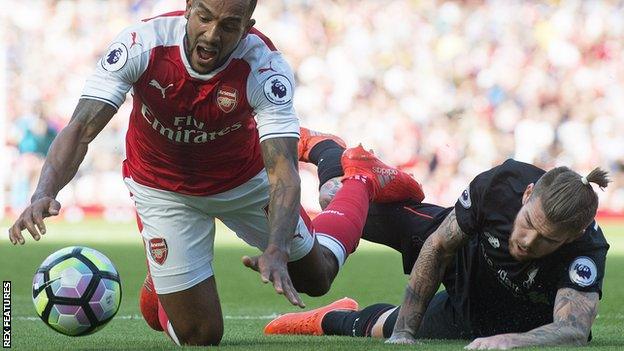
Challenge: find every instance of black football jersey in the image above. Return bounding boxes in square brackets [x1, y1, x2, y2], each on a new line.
[451, 159, 609, 335]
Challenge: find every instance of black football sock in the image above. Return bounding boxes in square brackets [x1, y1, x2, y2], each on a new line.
[308, 140, 345, 187]
[321, 303, 395, 337]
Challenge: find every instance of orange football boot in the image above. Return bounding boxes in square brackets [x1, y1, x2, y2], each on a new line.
[341, 144, 425, 203]
[264, 297, 359, 335]
[298, 127, 347, 162]
[139, 272, 163, 331]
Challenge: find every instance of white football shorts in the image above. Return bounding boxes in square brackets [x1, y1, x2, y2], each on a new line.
[124, 170, 315, 294]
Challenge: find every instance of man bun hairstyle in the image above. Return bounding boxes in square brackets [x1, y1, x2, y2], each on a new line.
[531, 166, 610, 234]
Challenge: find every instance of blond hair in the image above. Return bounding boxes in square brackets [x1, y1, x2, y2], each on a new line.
[531, 167, 610, 233]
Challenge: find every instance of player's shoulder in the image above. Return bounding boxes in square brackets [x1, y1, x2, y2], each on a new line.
[567, 221, 610, 255]
[110, 11, 185, 56]
[239, 28, 293, 79]
[495, 159, 545, 182]
[137, 12, 185, 46]
[460, 159, 544, 211]
[550, 220, 609, 291]
[481, 159, 544, 191]
[237, 28, 295, 105]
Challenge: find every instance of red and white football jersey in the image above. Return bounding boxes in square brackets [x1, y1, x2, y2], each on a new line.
[81, 11, 299, 195]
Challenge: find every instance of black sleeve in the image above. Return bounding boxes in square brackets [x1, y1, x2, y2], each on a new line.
[556, 224, 609, 298]
[453, 166, 497, 236]
[453, 159, 542, 236]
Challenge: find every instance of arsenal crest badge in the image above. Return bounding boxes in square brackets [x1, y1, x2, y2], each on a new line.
[149, 238, 168, 265]
[216, 86, 238, 113]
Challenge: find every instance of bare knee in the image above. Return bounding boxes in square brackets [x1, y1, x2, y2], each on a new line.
[306, 283, 331, 297]
[157, 277, 223, 346]
[296, 276, 332, 297]
[288, 244, 339, 297]
[173, 322, 223, 346]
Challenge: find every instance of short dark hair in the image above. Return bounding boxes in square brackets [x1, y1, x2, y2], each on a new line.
[190, 0, 256, 18]
[248, 0, 257, 15]
[531, 166, 610, 234]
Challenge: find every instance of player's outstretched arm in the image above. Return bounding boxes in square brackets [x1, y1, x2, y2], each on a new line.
[254, 136, 304, 307]
[387, 209, 468, 344]
[465, 288, 599, 350]
[8, 99, 116, 245]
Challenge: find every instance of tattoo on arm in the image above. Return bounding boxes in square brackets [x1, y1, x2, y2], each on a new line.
[33, 99, 116, 201]
[260, 137, 301, 251]
[392, 209, 468, 336]
[503, 288, 599, 347]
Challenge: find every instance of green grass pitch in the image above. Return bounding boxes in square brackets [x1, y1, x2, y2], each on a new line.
[1, 219, 623, 350]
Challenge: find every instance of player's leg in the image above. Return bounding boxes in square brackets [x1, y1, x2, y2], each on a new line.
[287, 143, 426, 294]
[343, 291, 468, 339]
[299, 128, 440, 259]
[234, 130, 424, 297]
[218, 186, 329, 295]
[157, 277, 223, 346]
[281, 128, 352, 295]
[240, 150, 426, 296]
[265, 291, 472, 339]
[313, 204, 457, 337]
[297, 127, 346, 209]
[286, 175, 371, 295]
[378, 291, 472, 339]
[218, 169, 360, 297]
[264, 297, 392, 336]
[125, 178, 223, 346]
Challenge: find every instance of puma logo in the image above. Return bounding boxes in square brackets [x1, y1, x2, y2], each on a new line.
[129, 31, 141, 49]
[258, 61, 276, 74]
[149, 79, 173, 99]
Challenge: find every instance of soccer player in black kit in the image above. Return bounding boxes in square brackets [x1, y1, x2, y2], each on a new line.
[265, 133, 610, 349]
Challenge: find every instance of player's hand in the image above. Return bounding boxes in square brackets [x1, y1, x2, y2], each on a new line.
[385, 330, 419, 345]
[465, 334, 516, 350]
[242, 246, 305, 308]
[8, 197, 61, 245]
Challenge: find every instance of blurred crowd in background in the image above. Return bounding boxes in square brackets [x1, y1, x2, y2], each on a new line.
[3, 0, 623, 221]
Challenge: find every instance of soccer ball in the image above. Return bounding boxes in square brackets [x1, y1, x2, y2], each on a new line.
[32, 246, 122, 336]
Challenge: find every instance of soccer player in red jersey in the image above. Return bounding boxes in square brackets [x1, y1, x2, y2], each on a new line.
[8, 1, 423, 346]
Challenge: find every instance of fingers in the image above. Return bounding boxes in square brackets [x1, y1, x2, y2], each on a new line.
[259, 266, 270, 284]
[8, 223, 25, 245]
[241, 256, 260, 273]
[32, 208, 46, 237]
[385, 337, 411, 345]
[22, 210, 42, 241]
[272, 270, 304, 308]
[48, 199, 61, 216]
[464, 338, 483, 350]
[272, 271, 284, 294]
[7, 198, 60, 245]
[250, 252, 305, 307]
[244, 255, 271, 284]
